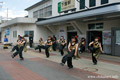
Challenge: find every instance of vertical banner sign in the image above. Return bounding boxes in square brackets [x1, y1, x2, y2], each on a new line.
[58, 2, 61, 13]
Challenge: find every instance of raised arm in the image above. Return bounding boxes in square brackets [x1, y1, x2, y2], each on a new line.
[99, 43, 104, 53]
[89, 41, 94, 46]
[68, 42, 71, 52]
[21, 41, 25, 45]
[44, 41, 47, 45]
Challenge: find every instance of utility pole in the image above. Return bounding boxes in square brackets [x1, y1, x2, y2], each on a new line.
[0, 2, 3, 23]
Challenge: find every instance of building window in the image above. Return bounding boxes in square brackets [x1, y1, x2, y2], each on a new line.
[33, 11, 38, 18]
[101, 0, 108, 5]
[88, 23, 103, 30]
[80, 0, 85, 9]
[13, 31, 17, 38]
[33, 5, 52, 18]
[24, 31, 34, 37]
[44, 5, 52, 17]
[89, 0, 96, 7]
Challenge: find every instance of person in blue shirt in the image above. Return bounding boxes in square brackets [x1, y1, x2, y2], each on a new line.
[3, 35, 8, 49]
[4, 35, 8, 42]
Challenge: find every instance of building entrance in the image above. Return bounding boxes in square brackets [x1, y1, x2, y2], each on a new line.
[87, 31, 102, 45]
[112, 27, 120, 56]
[67, 32, 77, 44]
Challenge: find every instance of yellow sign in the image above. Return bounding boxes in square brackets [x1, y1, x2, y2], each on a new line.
[61, 0, 75, 12]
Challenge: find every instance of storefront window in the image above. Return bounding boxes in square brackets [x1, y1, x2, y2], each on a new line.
[67, 26, 75, 31]
[80, 0, 85, 9]
[101, 0, 108, 5]
[13, 31, 17, 38]
[24, 31, 34, 37]
[116, 30, 120, 44]
[88, 23, 103, 30]
[88, 24, 95, 29]
[96, 23, 103, 29]
[89, 0, 96, 7]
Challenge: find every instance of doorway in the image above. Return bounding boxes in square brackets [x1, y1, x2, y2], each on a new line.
[87, 31, 102, 45]
[112, 28, 120, 56]
[67, 32, 77, 44]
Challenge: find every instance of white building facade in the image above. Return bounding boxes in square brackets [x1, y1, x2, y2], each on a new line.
[0, 0, 120, 56]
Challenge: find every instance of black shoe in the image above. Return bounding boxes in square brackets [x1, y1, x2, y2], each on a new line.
[11, 50, 13, 52]
[46, 56, 49, 58]
[61, 54, 63, 56]
[69, 67, 73, 69]
[11, 55, 14, 58]
[20, 58, 24, 60]
[93, 63, 97, 65]
[60, 63, 64, 66]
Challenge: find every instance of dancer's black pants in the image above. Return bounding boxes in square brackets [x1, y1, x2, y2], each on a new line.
[80, 45, 85, 53]
[92, 53, 97, 64]
[39, 45, 51, 58]
[13, 46, 24, 59]
[59, 44, 65, 56]
[52, 42, 57, 51]
[11, 45, 19, 52]
[35, 45, 41, 52]
[62, 50, 75, 68]
[91, 48, 99, 64]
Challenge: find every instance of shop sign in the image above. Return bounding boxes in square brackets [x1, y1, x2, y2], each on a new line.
[58, 0, 75, 13]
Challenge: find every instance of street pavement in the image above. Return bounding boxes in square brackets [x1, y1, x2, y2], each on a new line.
[0, 45, 120, 80]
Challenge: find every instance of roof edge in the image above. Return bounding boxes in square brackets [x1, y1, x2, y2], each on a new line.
[25, 0, 49, 11]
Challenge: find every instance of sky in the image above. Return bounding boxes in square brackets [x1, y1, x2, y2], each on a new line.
[0, 0, 41, 19]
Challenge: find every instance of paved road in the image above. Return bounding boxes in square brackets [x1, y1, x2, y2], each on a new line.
[0, 46, 120, 80]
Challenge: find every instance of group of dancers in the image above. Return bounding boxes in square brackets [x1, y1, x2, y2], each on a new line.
[10, 35, 103, 69]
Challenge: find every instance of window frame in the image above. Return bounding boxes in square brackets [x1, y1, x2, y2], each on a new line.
[101, 0, 109, 5]
[13, 31, 17, 38]
[24, 31, 34, 37]
[89, 0, 96, 7]
[88, 23, 104, 30]
[80, 0, 85, 9]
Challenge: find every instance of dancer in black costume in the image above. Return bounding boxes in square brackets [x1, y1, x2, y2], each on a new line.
[38, 36, 52, 58]
[58, 36, 67, 56]
[11, 37, 26, 60]
[35, 37, 44, 52]
[60, 37, 78, 69]
[89, 37, 104, 65]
